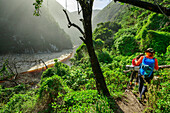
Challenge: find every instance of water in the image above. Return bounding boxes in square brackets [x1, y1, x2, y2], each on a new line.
[0, 48, 73, 74]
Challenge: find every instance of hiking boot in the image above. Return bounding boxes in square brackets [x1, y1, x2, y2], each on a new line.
[143, 99, 147, 103]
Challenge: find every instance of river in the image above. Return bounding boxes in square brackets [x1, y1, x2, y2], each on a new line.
[0, 48, 75, 74]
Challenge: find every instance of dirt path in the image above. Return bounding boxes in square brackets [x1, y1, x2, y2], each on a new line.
[116, 89, 145, 113]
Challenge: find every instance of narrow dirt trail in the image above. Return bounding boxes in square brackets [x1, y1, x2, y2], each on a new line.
[116, 89, 145, 113]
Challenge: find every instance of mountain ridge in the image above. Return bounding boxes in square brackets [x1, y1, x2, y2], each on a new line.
[0, 0, 73, 54]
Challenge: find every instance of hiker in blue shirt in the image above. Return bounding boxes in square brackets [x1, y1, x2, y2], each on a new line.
[135, 48, 159, 101]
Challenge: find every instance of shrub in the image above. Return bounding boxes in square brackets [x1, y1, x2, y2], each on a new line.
[1, 91, 37, 113]
[41, 68, 55, 81]
[0, 84, 27, 105]
[54, 59, 70, 78]
[62, 90, 116, 112]
[97, 49, 112, 63]
[37, 75, 71, 112]
[146, 30, 170, 53]
[114, 34, 139, 55]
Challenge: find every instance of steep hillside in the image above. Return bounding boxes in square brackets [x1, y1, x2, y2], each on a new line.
[93, 1, 170, 54]
[0, 0, 73, 54]
[93, 2, 127, 29]
[45, 0, 83, 45]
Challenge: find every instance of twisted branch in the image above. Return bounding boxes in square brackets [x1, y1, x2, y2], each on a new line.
[63, 9, 86, 43]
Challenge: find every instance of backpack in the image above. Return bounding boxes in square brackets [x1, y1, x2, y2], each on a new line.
[140, 56, 155, 78]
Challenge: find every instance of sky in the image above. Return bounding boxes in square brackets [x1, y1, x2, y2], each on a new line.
[56, 0, 111, 12]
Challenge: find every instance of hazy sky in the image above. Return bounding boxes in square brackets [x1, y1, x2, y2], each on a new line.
[56, 0, 111, 12]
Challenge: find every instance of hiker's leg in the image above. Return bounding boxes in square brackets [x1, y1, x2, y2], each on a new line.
[139, 77, 145, 99]
[138, 76, 144, 95]
[141, 84, 147, 99]
[135, 72, 138, 86]
[129, 71, 135, 88]
[130, 71, 135, 83]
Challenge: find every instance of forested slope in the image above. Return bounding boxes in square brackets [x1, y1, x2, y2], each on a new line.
[93, 2, 127, 29]
[0, 0, 72, 54]
[45, 0, 83, 45]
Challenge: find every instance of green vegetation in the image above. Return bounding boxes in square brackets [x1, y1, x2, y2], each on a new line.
[0, 0, 170, 112]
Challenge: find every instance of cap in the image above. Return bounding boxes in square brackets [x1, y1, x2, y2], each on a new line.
[145, 48, 155, 53]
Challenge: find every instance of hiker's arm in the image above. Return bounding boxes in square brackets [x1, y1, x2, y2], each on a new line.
[135, 56, 143, 66]
[154, 59, 159, 70]
[132, 58, 136, 66]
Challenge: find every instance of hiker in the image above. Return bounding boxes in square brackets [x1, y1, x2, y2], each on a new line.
[129, 53, 144, 89]
[135, 48, 159, 100]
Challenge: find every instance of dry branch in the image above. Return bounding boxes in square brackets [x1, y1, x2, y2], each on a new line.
[63, 9, 86, 43]
[114, 0, 170, 16]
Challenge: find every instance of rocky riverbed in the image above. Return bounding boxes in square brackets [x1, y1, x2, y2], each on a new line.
[0, 49, 73, 74]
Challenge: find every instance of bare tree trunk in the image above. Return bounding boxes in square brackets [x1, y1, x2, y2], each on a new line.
[63, 1, 111, 97]
[82, 6, 110, 97]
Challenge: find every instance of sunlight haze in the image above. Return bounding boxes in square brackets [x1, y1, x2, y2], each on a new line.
[56, 0, 111, 12]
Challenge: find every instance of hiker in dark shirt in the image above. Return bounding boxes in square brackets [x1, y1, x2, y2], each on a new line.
[129, 53, 144, 89]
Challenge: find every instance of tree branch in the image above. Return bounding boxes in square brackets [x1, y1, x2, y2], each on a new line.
[114, 0, 170, 16]
[39, 59, 48, 69]
[63, 9, 85, 36]
[80, 37, 86, 43]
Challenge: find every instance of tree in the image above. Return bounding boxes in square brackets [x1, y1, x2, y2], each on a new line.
[34, 0, 111, 97]
[114, 0, 170, 16]
[34, 0, 169, 97]
[62, 1, 111, 97]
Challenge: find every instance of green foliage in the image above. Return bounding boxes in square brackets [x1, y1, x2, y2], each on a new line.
[0, 84, 28, 105]
[96, 49, 112, 63]
[75, 43, 87, 61]
[146, 13, 169, 30]
[144, 69, 170, 113]
[166, 45, 170, 53]
[136, 13, 170, 52]
[62, 90, 116, 112]
[161, 25, 170, 32]
[146, 30, 170, 53]
[65, 69, 88, 90]
[1, 90, 37, 113]
[64, 90, 98, 107]
[93, 21, 121, 49]
[37, 75, 71, 112]
[39, 75, 71, 99]
[93, 39, 104, 50]
[33, 0, 43, 16]
[114, 34, 138, 56]
[41, 59, 70, 83]
[137, 29, 170, 53]
[114, 27, 137, 40]
[41, 68, 55, 81]
[112, 27, 139, 55]
[0, 59, 14, 81]
[93, 27, 113, 41]
[54, 59, 70, 77]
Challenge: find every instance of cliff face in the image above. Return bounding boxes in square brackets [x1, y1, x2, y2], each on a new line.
[0, 0, 73, 54]
[45, 0, 83, 45]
